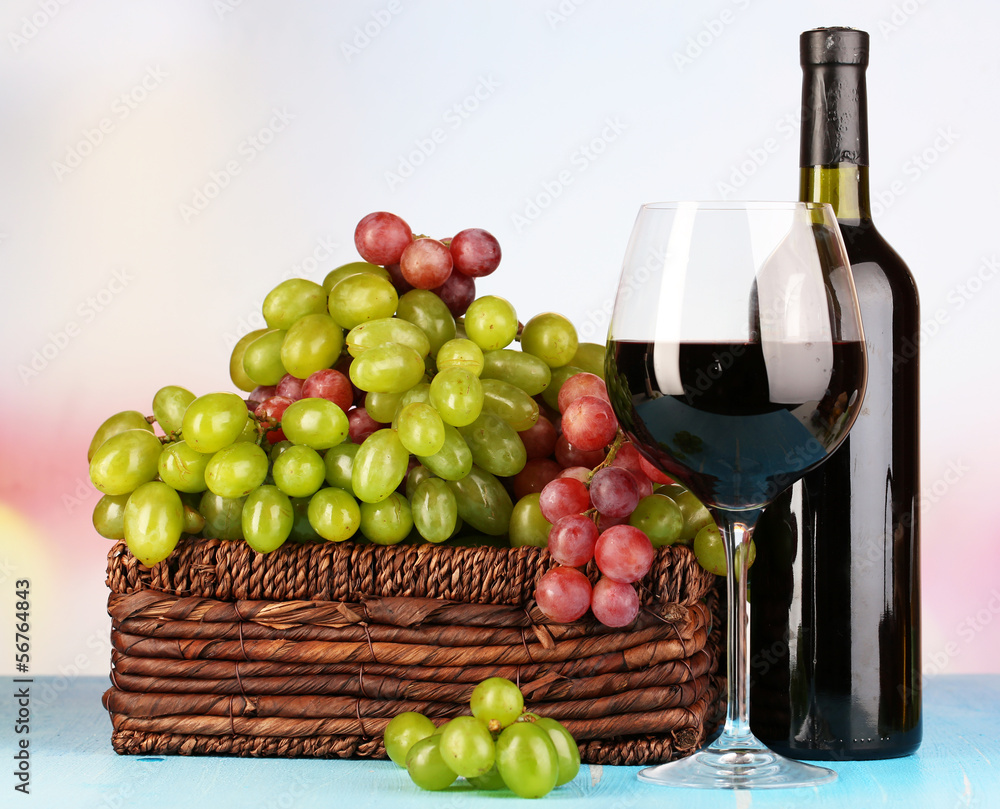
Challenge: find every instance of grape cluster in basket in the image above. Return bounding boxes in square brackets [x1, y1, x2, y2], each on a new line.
[385, 676, 579, 799]
[87, 209, 727, 626]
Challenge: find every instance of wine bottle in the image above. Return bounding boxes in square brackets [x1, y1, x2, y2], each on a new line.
[748, 27, 921, 760]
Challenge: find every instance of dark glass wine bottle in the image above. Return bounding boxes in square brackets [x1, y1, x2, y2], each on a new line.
[748, 27, 921, 760]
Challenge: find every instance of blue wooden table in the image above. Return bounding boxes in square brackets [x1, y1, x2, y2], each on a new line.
[3, 674, 997, 808]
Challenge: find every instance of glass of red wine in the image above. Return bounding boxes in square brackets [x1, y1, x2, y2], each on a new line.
[605, 201, 867, 788]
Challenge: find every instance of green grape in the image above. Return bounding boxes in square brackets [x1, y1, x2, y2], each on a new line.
[328, 273, 398, 330]
[463, 295, 518, 351]
[349, 343, 425, 394]
[89, 429, 163, 496]
[405, 465, 435, 500]
[396, 402, 445, 456]
[364, 390, 404, 424]
[397, 381, 432, 412]
[229, 329, 268, 392]
[508, 493, 552, 548]
[204, 442, 269, 499]
[429, 368, 483, 427]
[123, 481, 184, 566]
[279, 313, 344, 380]
[694, 523, 755, 577]
[519, 312, 579, 368]
[322, 261, 390, 293]
[307, 486, 360, 542]
[262, 278, 328, 329]
[93, 493, 130, 540]
[405, 735, 458, 791]
[457, 412, 527, 478]
[495, 722, 559, 799]
[540, 364, 584, 411]
[480, 379, 539, 432]
[410, 478, 458, 543]
[158, 441, 211, 493]
[182, 392, 251, 454]
[674, 489, 715, 543]
[152, 385, 196, 436]
[351, 428, 409, 504]
[359, 492, 412, 545]
[346, 317, 430, 359]
[395, 289, 456, 355]
[533, 717, 581, 786]
[241, 485, 294, 553]
[570, 342, 606, 379]
[470, 677, 524, 730]
[439, 716, 495, 778]
[182, 504, 205, 535]
[416, 424, 472, 481]
[280, 398, 349, 450]
[234, 414, 259, 444]
[323, 443, 358, 491]
[88, 411, 154, 462]
[629, 493, 684, 547]
[467, 763, 506, 791]
[242, 329, 288, 386]
[446, 466, 513, 536]
[480, 349, 552, 397]
[272, 445, 326, 497]
[288, 496, 321, 543]
[436, 338, 484, 376]
[384, 711, 437, 768]
[199, 492, 246, 540]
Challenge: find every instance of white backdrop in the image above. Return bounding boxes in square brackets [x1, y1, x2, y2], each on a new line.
[1, 0, 996, 678]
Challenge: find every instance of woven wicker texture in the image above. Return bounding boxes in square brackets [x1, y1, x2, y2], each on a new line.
[104, 538, 724, 765]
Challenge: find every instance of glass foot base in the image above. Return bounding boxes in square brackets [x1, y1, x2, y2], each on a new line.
[637, 737, 838, 789]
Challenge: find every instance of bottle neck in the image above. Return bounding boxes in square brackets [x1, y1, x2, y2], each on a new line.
[799, 164, 872, 225]
[800, 54, 872, 225]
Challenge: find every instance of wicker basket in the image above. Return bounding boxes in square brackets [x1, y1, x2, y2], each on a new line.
[103, 538, 724, 765]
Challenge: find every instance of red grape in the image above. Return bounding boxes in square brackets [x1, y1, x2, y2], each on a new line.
[629, 470, 654, 500]
[275, 373, 304, 401]
[610, 441, 646, 478]
[590, 577, 640, 628]
[254, 395, 293, 444]
[354, 211, 412, 265]
[247, 384, 277, 410]
[638, 453, 673, 485]
[547, 514, 599, 567]
[597, 512, 631, 531]
[518, 415, 558, 460]
[301, 369, 353, 413]
[560, 395, 618, 452]
[432, 271, 476, 318]
[534, 566, 592, 623]
[347, 407, 383, 444]
[385, 262, 414, 294]
[556, 466, 591, 484]
[400, 238, 453, 289]
[589, 466, 640, 518]
[594, 524, 654, 583]
[450, 228, 501, 277]
[538, 477, 590, 523]
[557, 372, 609, 414]
[512, 458, 562, 500]
[554, 435, 606, 469]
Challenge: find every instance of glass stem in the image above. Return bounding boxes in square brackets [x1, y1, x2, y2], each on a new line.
[715, 508, 761, 747]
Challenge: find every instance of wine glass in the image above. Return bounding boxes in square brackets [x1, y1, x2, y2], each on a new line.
[605, 201, 867, 788]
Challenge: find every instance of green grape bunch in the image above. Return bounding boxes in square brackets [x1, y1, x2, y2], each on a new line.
[87, 208, 720, 588]
[384, 676, 581, 798]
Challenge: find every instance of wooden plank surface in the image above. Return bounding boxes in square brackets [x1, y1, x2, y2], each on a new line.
[2, 674, 997, 807]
